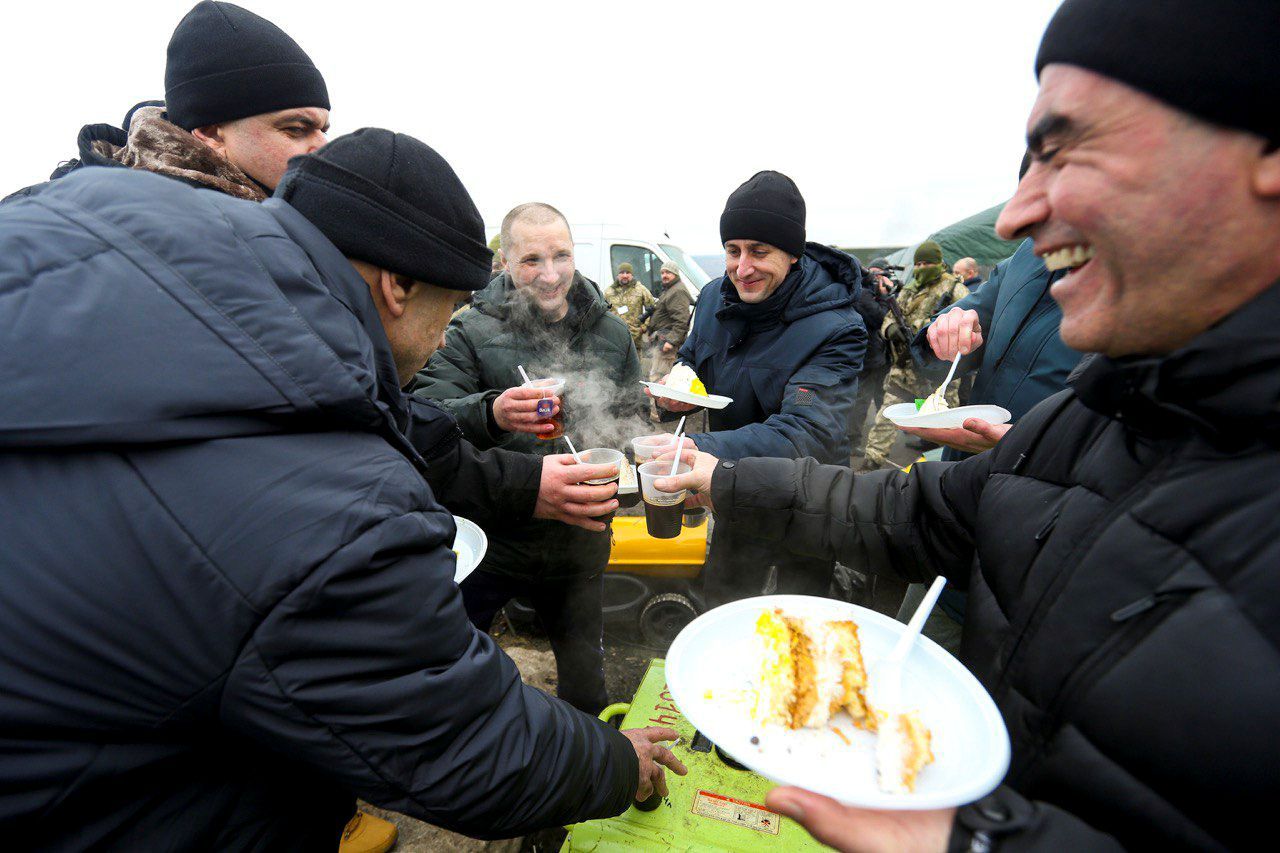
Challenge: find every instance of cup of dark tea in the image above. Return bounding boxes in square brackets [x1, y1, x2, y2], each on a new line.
[638, 460, 692, 539]
[524, 377, 565, 440]
[579, 448, 625, 522]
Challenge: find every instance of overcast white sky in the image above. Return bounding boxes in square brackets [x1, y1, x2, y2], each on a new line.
[3, 0, 1061, 253]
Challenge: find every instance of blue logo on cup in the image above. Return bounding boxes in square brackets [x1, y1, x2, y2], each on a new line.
[537, 398, 555, 417]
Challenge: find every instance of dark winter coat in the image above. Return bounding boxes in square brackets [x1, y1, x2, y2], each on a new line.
[411, 272, 643, 579]
[677, 242, 867, 463]
[709, 281, 1280, 851]
[854, 284, 893, 372]
[648, 279, 693, 349]
[912, 239, 1082, 459]
[0, 168, 638, 850]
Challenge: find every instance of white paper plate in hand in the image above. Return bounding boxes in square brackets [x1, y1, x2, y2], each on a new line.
[884, 402, 1012, 430]
[640, 381, 732, 410]
[451, 516, 487, 584]
[666, 595, 1010, 810]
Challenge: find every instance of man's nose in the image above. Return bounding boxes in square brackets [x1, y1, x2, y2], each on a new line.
[996, 163, 1050, 241]
[305, 132, 327, 155]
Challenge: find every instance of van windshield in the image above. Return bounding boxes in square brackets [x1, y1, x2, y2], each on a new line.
[659, 244, 712, 290]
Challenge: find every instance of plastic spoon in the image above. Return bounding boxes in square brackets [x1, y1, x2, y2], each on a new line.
[933, 352, 962, 400]
[873, 574, 947, 792]
[563, 435, 584, 464]
[669, 433, 685, 476]
[516, 364, 532, 385]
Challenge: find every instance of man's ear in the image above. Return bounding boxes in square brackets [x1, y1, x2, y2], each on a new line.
[379, 271, 414, 318]
[191, 124, 228, 155]
[1253, 143, 1280, 199]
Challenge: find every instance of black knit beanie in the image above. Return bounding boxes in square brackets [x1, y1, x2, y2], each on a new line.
[1036, 0, 1280, 145]
[720, 170, 806, 258]
[165, 1, 329, 131]
[275, 128, 492, 292]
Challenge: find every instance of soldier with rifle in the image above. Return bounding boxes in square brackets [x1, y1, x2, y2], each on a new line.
[859, 240, 968, 470]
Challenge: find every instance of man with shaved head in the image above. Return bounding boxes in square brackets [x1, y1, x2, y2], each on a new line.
[414, 202, 643, 716]
[952, 257, 982, 291]
[660, 0, 1280, 848]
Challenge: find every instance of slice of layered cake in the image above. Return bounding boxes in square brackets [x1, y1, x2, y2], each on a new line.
[752, 608, 934, 793]
[753, 609, 871, 730]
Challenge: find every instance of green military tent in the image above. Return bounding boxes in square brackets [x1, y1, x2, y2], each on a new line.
[883, 202, 1024, 274]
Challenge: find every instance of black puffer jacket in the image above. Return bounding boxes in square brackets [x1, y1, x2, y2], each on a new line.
[0, 168, 637, 850]
[709, 282, 1280, 851]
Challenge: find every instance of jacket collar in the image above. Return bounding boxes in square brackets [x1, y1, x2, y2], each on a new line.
[1072, 279, 1280, 446]
[475, 271, 607, 334]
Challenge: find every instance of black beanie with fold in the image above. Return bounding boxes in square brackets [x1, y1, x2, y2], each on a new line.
[165, 1, 329, 130]
[275, 128, 492, 292]
[1036, 0, 1280, 145]
[719, 170, 807, 258]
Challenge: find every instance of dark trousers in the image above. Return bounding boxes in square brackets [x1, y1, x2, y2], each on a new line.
[702, 526, 834, 609]
[850, 364, 888, 453]
[460, 568, 608, 715]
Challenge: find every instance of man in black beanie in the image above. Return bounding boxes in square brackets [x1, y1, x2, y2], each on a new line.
[649, 170, 866, 606]
[0, 128, 685, 849]
[659, 1, 1280, 850]
[6, 1, 330, 204]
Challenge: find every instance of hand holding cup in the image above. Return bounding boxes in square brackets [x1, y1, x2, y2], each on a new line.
[533, 454, 619, 532]
[493, 384, 559, 435]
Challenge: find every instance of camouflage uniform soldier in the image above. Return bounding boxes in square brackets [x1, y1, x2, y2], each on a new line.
[860, 241, 969, 470]
[605, 262, 656, 358]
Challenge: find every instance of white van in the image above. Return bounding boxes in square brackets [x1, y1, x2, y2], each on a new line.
[569, 224, 712, 303]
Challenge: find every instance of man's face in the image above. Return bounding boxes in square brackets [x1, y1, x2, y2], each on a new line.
[997, 65, 1265, 357]
[724, 240, 797, 304]
[660, 270, 677, 286]
[201, 107, 330, 190]
[389, 279, 468, 387]
[618, 270, 634, 285]
[506, 219, 575, 320]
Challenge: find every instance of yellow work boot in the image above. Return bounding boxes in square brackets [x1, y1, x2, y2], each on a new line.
[339, 810, 397, 853]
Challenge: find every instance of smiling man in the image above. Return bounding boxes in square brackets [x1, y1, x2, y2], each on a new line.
[413, 202, 642, 716]
[651, 170, 866, 606]
[659, 0, 1280, 849]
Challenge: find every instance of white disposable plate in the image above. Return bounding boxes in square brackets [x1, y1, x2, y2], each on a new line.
[666, 595, 1010, 810]
[640, 381, 732, 410]
[884, 403, 1011, 430]
[451, 516, 487, 584]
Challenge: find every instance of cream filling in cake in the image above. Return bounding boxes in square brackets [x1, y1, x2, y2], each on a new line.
[752, 608, 932, 793]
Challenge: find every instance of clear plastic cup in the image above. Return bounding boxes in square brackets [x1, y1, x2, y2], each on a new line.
[524, 377, 565, 440]
[578, 448, 624, 485]
[631, 433, 678, 465]
[579, 447, 624, 522]
[638, 460, 691, 539]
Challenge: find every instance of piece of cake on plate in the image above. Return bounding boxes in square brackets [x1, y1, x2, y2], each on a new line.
[666, 362, 708, 397]
[753, 609, 871, 730]
[753, 607, 935, 794]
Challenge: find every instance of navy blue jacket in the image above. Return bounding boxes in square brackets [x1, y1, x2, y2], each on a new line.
[912, 239, 1082, 461]
[0, 169, 636, 850]
[678, 243, 866, 463]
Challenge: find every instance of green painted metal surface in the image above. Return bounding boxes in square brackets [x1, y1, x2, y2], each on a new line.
[561, 660, 827, 852]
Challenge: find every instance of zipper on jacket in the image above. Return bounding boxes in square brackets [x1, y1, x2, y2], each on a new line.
[992, 453, 1176, 702]
[1033, 511, 1060, 542]
[1026, 587, 1198, 766]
